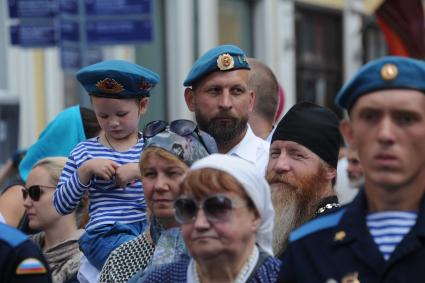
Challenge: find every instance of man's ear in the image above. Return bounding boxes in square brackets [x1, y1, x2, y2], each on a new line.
[325, 166, 337, 181]
[184, 88, 195, 112]
[340, 120, 356, 149]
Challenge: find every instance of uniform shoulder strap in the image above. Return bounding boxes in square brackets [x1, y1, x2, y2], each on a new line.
[0, 222, 28, 248]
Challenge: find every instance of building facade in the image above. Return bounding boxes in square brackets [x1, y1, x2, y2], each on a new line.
[0, 0, 389, 162]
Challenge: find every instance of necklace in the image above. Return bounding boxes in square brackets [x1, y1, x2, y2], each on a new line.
[104, 133, 139, 151]
[104, 134, 116, 151]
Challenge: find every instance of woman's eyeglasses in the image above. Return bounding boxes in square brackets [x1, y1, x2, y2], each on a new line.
[143, 119, 213, 153]
[173, 194, 246, 224]
[22, 185, 56, 201]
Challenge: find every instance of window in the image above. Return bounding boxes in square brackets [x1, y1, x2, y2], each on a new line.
[362, 16, 387, 63]
[295, 4, 342, 116]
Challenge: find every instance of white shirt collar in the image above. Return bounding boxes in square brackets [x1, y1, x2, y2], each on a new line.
[266, 126, 276, 143]
[227, 125, 260, 164]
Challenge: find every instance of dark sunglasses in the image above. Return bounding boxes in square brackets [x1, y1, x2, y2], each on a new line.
[22, 185, 56, 201]
[173, 194, 246, 224]
[143, 119, 214, 153]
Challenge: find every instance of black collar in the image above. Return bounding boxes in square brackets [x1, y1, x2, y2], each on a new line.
[314, 195, 340, 217]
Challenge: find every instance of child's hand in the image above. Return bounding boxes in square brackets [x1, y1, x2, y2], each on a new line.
[114, 163, 141, 188]
[78, 158, 120, 185]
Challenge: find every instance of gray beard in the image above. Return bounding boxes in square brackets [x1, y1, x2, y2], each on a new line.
[271, 185, 319, 257]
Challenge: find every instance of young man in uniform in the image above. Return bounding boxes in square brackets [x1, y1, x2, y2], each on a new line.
[278, 56, 425, 282]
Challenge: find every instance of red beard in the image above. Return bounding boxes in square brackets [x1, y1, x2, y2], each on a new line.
[267, 164, 330, 256]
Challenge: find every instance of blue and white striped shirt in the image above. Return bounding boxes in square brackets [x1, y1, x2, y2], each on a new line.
[54, 136, 147, 231]
[366, 211, 417, 261]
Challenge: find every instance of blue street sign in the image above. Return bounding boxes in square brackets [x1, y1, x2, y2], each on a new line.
[60, 45, 80, 70]
[86, 19, 152, 44]
[8, 0, 58, 18]
[59, 0, 77, 15]
[61, 45, 102, 70]
[10, 23, 58, 46]
[60, 19, 79, 42]
[9, 0, 153, 53]
[85, 0, 151, 15]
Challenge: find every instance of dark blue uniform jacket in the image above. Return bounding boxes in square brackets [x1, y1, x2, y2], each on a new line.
[0, 222, 51, 283]
[278, 189, 425, 283]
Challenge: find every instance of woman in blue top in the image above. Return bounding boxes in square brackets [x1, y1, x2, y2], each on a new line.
[53, 60, 159, 271]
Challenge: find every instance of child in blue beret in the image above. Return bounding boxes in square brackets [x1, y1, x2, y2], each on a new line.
[53, 60, 160, 272]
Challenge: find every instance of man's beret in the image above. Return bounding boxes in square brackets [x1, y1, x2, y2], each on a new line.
[335, 56, 425, 110]
[76, 60, 160, 98]
[183, 44, 250, 87]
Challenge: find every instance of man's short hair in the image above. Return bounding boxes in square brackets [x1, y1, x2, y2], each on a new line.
[247, 58, 279, 124]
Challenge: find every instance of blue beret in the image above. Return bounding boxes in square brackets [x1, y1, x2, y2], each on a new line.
[335, 56, 425, 110]
[76, 60, 160, 98]
[183, 44, 250, 87]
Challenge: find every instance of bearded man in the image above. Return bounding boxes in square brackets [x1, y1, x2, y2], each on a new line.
[266, 101, 342, 258]
[183, 45, 269, 176]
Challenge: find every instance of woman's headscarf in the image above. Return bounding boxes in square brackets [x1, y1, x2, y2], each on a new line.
[19, 105, 86, 181]
[144, 128, 216, 166]
[190, 153, 275, 255]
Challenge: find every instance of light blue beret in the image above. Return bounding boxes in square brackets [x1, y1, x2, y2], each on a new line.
[183, 44, 250, 87]
[335, 56, 425, 110]
[76, 60, 160, 98]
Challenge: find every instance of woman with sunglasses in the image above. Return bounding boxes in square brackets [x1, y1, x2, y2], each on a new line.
[24, 157, 84, 283]
[99, 120, 216, 283]
[141, 153, 280, 283]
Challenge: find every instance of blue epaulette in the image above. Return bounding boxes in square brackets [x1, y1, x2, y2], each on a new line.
[0, 222, 28, 248]
[289, 209, 346, 242]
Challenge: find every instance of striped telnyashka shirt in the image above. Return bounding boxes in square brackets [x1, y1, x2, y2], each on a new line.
[54, 136, 147, 231]
[367, 211, 418, 260]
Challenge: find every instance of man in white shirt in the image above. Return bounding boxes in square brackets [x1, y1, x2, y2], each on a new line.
[183, 45, 269, 176]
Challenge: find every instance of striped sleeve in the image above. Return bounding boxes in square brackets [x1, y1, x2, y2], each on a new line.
[54, 145, 90, 215]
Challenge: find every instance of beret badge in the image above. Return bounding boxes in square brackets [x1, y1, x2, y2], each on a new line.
[138, 80, 153, 92]
[217, 53, 235, 71]
[96, 78, 124, 94]
[380, 63, 398, 81]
